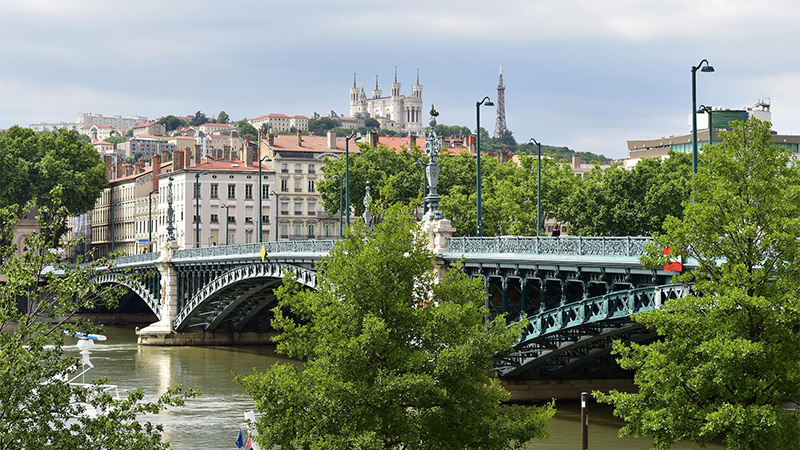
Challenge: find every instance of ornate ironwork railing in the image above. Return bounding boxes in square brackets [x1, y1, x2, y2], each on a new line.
[446, 236, 653, 257]
[173, 240, 338, 260]
[112, 252, 161, 266]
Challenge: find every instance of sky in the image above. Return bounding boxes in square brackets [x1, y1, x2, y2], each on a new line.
[0, 0, 798, 159]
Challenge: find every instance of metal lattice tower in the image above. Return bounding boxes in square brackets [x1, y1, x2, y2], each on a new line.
[494, 64, 507, 138]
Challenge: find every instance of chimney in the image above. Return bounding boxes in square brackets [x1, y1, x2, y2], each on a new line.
[173, 150, 184, 171]
[244, 143, 254, 168]
[125, 164, 134, 176]
[267, 133, 275, 146]
[409, 134, 417, 148]
[469, 134, 477, 154]
[161, 150, 170, 162]
[571, 155, 581, 169]
[296, 130, 302, 147]
[152, 154, 161, 190]
[115, 158, 122, 180]
[368, 130, 378, 148]
[137, 158, 146, 174]
[194, 145, 201, 166]
[104, 155, 113, 180]
[327, 129, 337, 149]
[223, 145, 231, 161]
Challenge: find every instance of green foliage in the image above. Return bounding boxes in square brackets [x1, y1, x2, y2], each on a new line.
[237, 205, 553, 450]
[364, 117, 380, 128]
[76, 133, 91, 144]
[0, 126, 107, 238]
[236, 119, 258, 141]
[308, 117, 340, 135]
[104, 136, 125, 148]
[0, 202, 199, 449]
[595, 118, 800, 449]
[216, 110, 229, 124]
[189, 111, 209, 126]
[558, 153, 691, 236]
[158, 115, 187, 133]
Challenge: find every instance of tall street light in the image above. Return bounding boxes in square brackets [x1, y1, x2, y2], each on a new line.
[692, 59, 715, 174]
[194, 170, 207, 248]
[528, 138, 543, 237]
[413, 160, 428, 217]
[475, 96, 494, 236]
[332, 175, 343, 237]
[221, 204, 229, 245]
[345, 133, 362, 226]
[258, 155, 271, 243]
[148, 190, 157, 253]
[699, 104, 713, 146]
[270, 191, 279, 241]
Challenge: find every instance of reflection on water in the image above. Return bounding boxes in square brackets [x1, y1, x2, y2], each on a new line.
[65, 326, 719, 450]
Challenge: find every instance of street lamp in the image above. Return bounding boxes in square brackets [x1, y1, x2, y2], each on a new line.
[475, 96, 494, 236]
[270, 191, 279, 241]
[414, 160, 428, 217]
[699, 104, 713, 146]
[528, 138, 543, 236]
[345, 133, 362, 226]
[220, 204, 229, 245]
[258, 155, 272, 243]
[332, 175, 343, 237]
[691, 59, 715, 174]
[148, 190, 157, 252]
[194, 170, 207, 248]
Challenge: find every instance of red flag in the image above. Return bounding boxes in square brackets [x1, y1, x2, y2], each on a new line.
[663, 247, 682, 271]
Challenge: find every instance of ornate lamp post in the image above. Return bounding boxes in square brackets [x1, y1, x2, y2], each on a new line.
[345, 133, 362, 226]
[699, 104, 713, 146]
[528, 138, 543, 236]
[332, 175, 343, 237]
[424, 106, 444, 220]
[167, 176, 175, 241]
[475, 96, 494, 236]
[691, 59, 714, 174]
[258, 155, 271, 243]
[148, 190, 157, 252]
[194, 171, 207, 248]
[270, 191, 279, 241]
[221, 204, 229, 245]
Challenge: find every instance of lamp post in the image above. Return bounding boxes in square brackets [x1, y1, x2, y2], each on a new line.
[414, 160, 428, 216]
[345, 133, 362, 226]
[699, 104, 713, 146]
[148, 190, 157, 252]
[270, 191, 279, 241]
[332, 175, 343, 237]
[221, 204, 229, 245]
[476, 96, 494, 236]
[194, 170, 207, 248]
[691, 59, 715, 174]
[528, 138, 543, 236]
[258, 155, 271, 243]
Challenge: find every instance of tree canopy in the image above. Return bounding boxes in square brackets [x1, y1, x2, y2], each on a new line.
[237, 205, 553, 450]
[308, 117, 340, 135]
[236, 119, 258, 141]
[595, 118, 800, 449]
[216, 110, 230, 124]
[158, 115, 187, 132]
[189, 111, 209, 126]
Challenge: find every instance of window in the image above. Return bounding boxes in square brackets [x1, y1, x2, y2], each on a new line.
[245, 230, 253, 243]
[308, 180, 315, 192]
[280, 224, 288, 238]
[294, 201, 303, 215]
[227, 215, 236, 223]
[324, 224, 333, 237]
[245, 184, 253, 199]
[245, 216, 253, 223]
[307, 224, 315, 238]
[294, 224, 302, 237]
[210, 183, 219, 199]
[262, 215, 270, 224]
[281, 202, 289, 215]
[193, 183, 200, 198]
[228, 231, 236, 245]
[294, 164, 302, 174]
[227, 184, 236, 199]
[308, 164, 316, 174]
[280, 179, 288, 192]
[294, 179, 302, 192]
[281, 163, 288, 173]
[193, 215, 199, 223]
[308, 201, 316, 216]
[210, 214, 219, 223]
[262, 184, 269, 198]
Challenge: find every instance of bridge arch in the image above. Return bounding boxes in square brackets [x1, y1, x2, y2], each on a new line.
[94, 272, 162, 320]
[173, 262, 318, 332]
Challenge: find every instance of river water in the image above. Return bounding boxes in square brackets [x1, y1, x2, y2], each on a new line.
[67, 326, 720, 450]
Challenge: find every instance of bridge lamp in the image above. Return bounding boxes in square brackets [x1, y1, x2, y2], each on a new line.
[270, 191, 279, 241]
[698, 104, 713, 146]
[195, 171, 208, 248]
[528, 138, 543, 237]
[221, 204, 230, 245]
[476, 96, 493, 237]
[258, 155, 272, 243]
[148, 190, 157, 253]
[331, 175, 343, 238]
[691, 59, 714, 174]
[345, 133, 362, 226]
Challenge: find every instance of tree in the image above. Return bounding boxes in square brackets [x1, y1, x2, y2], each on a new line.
[0, 199, 198, 449]
[595, 118, 800, 449]
[0, 127, 107, 242]
[104, 136, 125, 148]
[237, 205, 554, 450]
[236, 119, 258, 141]
[189, 111, 208, 126]
[308, 117, 340, 135]
[364, 117, 380, 128]
[217, 110, 230, 124]
[158, 115, 186, 133]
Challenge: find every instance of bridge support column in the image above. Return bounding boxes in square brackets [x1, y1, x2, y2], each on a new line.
[136, 240, 180, 345]
[421, 218, 456, 279]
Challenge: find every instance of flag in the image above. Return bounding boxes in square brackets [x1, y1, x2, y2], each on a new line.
[663, 247, 682, 272]
[235, 429, 244, 448]
[244, 437, 253, 450]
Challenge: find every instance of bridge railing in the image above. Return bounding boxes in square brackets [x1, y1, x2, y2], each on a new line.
[446, 236, 653, 257]
[111, 252, 161, 266]
[173, 240, 338, 260]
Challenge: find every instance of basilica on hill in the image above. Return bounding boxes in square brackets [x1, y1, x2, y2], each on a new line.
[349, 68, 424, 135]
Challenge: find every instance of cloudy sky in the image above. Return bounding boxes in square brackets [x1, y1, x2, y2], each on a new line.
[1, 0, 798, 159]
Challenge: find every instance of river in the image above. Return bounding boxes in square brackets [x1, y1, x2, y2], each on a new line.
[68, 326, 720, 449]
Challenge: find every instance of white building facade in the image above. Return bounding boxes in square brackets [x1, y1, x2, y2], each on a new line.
[349, 69, 424, 135]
